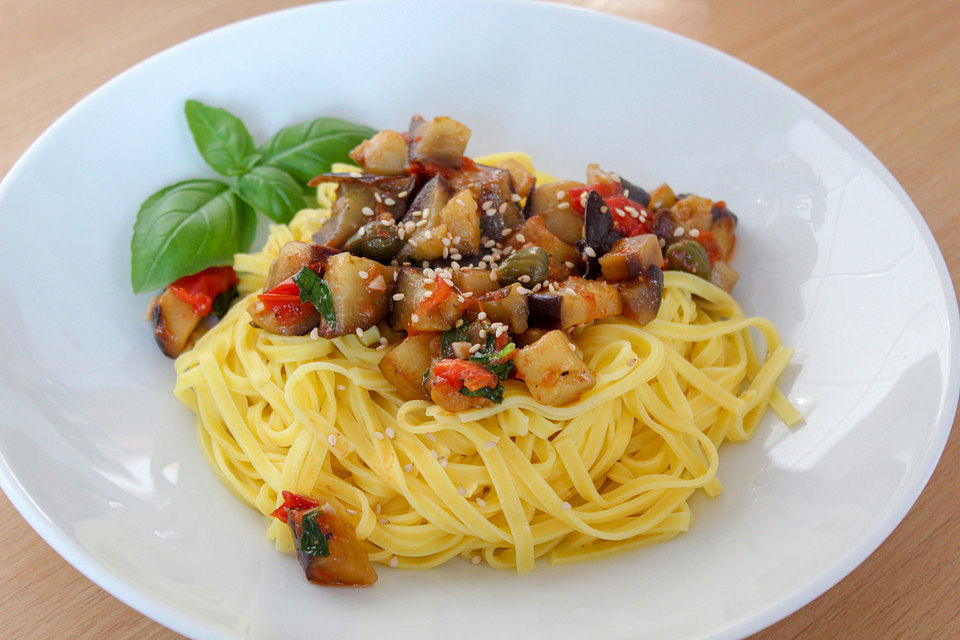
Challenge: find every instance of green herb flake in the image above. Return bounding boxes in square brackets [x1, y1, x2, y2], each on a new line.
[460, 384, 505, 403]
[298, 509, 330, 558]
[440, 322, 471, 358]
[291, 267, 336, 325]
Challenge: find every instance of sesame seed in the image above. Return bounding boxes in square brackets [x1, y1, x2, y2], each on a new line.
[627, 358, 638, 366]
[516, 233, 526, 243]
[393, 293, 405, 301]
[659, 238, 667, 247]
[442, 237, 451, 247]
[362, 206, 374, 216]
[356, 327, 364, 338]
[564, 261, 576, 269]
[476, 498, 486, 508]
[336, 384, 346, 391]
[424, 230, 432, 239]
[498, 202, 508, 214]
[502, 227, 512, 235]
[477, 311, 487, 320]
[516, 286, 530, 294]
[485, 209, 496, 217]
[358, 270, 369, 279]
[565, 287, 577, 295]
[518, 275, 531, 283]
[439, 457, 448, 468]
[403, 463, 414, 472]
[411, 313, 420, 323]
[484, 440, 497, 449]
[455, 318, 464, 327]
[472, 555, 482, 565]
[393, 271, 399, 280]
[422, 208, 430, 218]
[511, 193, 522, 202]
[423, 290, 433, 299]
[443, 247, 450, 259]
[557, 202, 570, 209]
[461, 291, 473, 298]
[378, 517, 390, 524]
[556, 190, 566, 200]
[349, 171, 362, 178]
[561, 501, 572, 510]
[690, 228, 701, 237]
[489, 269, 498, 281]
[427, 433, 437, 441]
[482, 200, 494, 210]
[328, 434, 337, 446]
[600, 205, 608, 213]
[568, 342, 577, 351]
[630, 209, 640, 219]
[374, 192, 382, 203]
[430, 449, 439, 459]
[532, 282, 543, 292]
[484, 239, 497, 249]
[376, 344, 387, 350]
[478, 329, 487, 339]
[358, 226, 366, 236]
[374, 431, 385, 440]
[345, 508, 358, 515]
[451, 253, 462, 260]
[459, 486, 467, 496]
[386, 427, 396, 439]
[389, 555, 399, 568]
[384, 197, 396, 206]
[310, 327, 319, 339]
[469, 343, 482, 353]
[584, 246, 597, 258]
[397, 190, 408, 198]
[674, 227, 685, 237]
[452, 261, 461, 270]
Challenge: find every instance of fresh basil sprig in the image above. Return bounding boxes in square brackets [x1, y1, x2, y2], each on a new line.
[130, 101, 375, 294]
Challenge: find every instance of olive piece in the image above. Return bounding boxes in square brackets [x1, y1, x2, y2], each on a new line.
[497, 247, 549, 287]
[343, 222, 403, 262]
[665, 240, 711, 280]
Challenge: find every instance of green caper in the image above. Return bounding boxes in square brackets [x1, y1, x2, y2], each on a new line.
[497, 246, 549, 287]
[344, 222, 403, 262]
[665, 240, 711, 280]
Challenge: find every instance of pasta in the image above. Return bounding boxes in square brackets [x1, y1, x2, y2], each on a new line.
[172, 156, 801, 573]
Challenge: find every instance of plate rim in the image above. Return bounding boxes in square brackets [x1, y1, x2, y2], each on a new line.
[0, 1, 957, 639]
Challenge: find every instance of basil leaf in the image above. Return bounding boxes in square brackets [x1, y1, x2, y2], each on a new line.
[184, 100, 257, 176]
[131, 180, 255, 293]
[259, 117, 376, 185]
[235, 166, 306, 223]
[485, 361, 514, 381]
[460, 384, 504, 403]
[298, 509, 330, 558]
[211, 286, 239, 318]
[292, 266, 336, 325]
[441, 322, 471, 358]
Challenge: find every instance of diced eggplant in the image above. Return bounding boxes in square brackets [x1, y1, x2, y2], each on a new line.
[408, 115, 471, 167]
[515, 327, 548, 347]
[449, 162, 522, 240]
[514, 330, 596, 407]
[497, 158, 535, 199]
[349, 129, 408, 175]
[598, 234, 663, 281]
[396, 176, 455, 262]
[648, 183, 677, 210]
[452, 268, 500, 297]
[508, 216, 581, 280]
[343, 221, 404, 262]
[709, 260, 739, 293]
[528, 180, 585, 245]
[439, 189, 481, 256]
[577, 190, 622, 277]
[619, 176, 651, 208]
[526, 293, 562, 331]
[404, 175, 454, 227]
[378, 334, 436, 401]
[672, 195, 714, 232]
[152, 289, 202, 358]
[617, 265, 663, 325]
[559, 277, 622, 329]
[264, 241, 337, 292]
[388, 267, 467, 332]
[650, 208, 679, 248]
[585, 164, 621, 192]
[479, 284, 529, 333]
[248, 295, 322, 337]
[310, 174, 416, 248]
[285, 502, 377, 586]
[710, 202, 738, 259]
[320, 253, 395, 337]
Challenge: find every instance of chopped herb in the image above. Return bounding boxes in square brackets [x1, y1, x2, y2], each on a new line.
[292, 267, 336, 325]
[210, 286, 239, 318]
[440, 322, 471, 358]
[485, 361, 514, 381]
[460, 383, 504, 403]
[470, 338, 516, 380]
[421, 368, 430, 386]
[298, 509, 330, 558]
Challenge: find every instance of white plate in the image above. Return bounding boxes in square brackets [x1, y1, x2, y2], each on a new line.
[0, 2, 956, 639]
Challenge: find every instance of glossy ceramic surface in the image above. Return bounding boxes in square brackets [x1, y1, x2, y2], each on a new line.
[0, 2, 956, 639]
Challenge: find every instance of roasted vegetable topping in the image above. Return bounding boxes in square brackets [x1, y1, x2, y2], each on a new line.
[497, 247, 549, 287]
[665, 240, 711, 280]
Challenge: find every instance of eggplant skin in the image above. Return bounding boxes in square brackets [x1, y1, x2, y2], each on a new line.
[526, 293, 563, 330]
[152, 289, 202, 358]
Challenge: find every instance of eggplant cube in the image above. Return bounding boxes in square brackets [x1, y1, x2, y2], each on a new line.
[479, 284, 529, 334]
[560, 277, 622, 329]
[389, 268, 467, 332]
[528, 180, 585, 246]
[349, 130, 408, 175]
[439, 189, 481, 256]
[514, 330, 596, 406]
[322, 253, 394, 337]
[408, 115, 471, 167]
[378, 334, 435, 401]
[598, 234, 662, 281]
[152, 289, 202, 358]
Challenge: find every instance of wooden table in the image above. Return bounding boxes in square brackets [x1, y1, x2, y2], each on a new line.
[1, 1, 958, 638]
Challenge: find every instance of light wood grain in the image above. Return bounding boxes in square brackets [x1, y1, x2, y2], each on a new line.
[1, 1, 958, 638]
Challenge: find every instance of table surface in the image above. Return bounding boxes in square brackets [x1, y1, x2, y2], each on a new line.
[1, 0, 958, 638]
